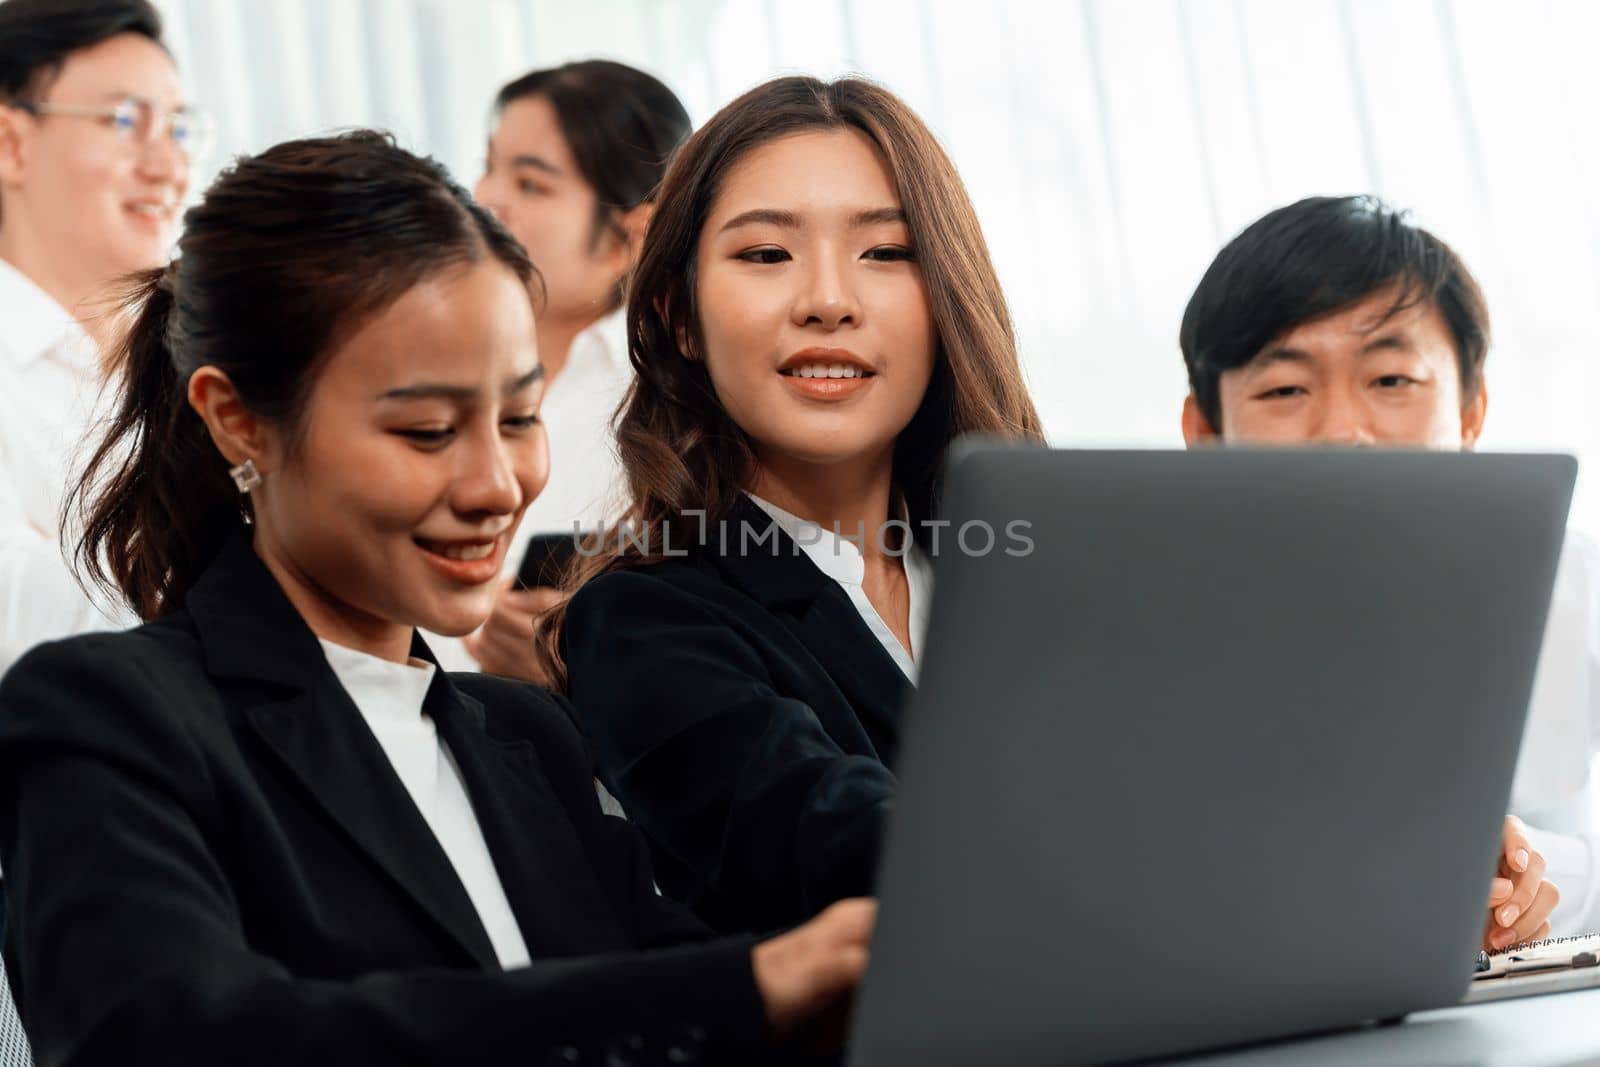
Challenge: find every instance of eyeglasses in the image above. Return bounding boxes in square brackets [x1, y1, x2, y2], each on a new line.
[14, 95, 215, 163]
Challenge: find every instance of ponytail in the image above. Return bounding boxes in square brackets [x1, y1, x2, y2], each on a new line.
[70, 131, 536, 622]
[70, 266, 240, 621]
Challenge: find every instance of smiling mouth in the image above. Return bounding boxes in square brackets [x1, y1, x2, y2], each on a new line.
[415, 538, 496, 561]
[779, 363, 876, 379]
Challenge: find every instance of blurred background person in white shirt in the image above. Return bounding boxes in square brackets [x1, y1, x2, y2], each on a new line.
[1180, 195, 1597, 940]
[0, 0, 207, 674]
[458, 60, 691, 680]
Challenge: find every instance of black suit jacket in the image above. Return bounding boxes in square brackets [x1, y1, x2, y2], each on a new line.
[565, 497, 912, 934]
[0, 537, 773, 1066]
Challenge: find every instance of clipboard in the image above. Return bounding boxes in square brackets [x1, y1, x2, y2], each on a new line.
[1473, 934, 1600, 979]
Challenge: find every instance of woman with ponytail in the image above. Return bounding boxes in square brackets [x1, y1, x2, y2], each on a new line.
[0, 130, 871, 1066]
[75, 259, 236, 621]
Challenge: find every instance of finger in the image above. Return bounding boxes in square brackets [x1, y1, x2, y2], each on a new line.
[525, 586, 566, 613]
[1507, 881, 1560, 943]
[494, 590, 562, 628]
[1481, 914, 1501, 954]
[484, 609, 537, 642]
[468, 619, 523, 664]
[1502, 818, 1533, 873]
[478, 628, 535, 670]
[1489, 881, 1560, 949]
[467, 644, 509, 676]
[813, 943, 871, 993]
[817, 898, 878, 947]
[1487, 877, 1514, 908]
[1487, 920, 1525, 950]
[1495, 850, 1547, 928]
[476, 630, 550, 684]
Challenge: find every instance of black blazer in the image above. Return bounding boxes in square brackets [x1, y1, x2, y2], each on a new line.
[565, 497, 912, 934]
[0, 536, 775, 1067]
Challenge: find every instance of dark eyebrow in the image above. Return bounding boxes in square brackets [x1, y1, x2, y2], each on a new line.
[510, 154, 562, 177]
[1248, 331, 1420, 373]
[718, 207, 907, 234]
[850, 207, 906, 228]
[1359, 332, 1417, 355]
[1250, 346, 1309, 369]
[508, 365, 546, 391]
[379, 365, 544, 402]
[719, 208, 800, 233]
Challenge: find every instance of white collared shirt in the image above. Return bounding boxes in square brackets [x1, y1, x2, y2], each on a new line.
[318, 638, 531, 970]
[0, 259, 135, 675]
[745, 491, 934, 683]
[1513, 528, 1600, 936]
[519, 307, 632, 544]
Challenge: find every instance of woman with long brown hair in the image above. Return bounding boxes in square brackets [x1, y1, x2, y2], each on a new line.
[546, 76, 1043, 934]
[0, 129, 873, 1065]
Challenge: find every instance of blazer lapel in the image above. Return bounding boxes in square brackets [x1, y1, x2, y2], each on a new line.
[191, 535, 499, 970]
[428, 682, 632, 957]
[244, 687, 500, 971]
[791, 588, 909, 755]
[710, 497, 911, 755]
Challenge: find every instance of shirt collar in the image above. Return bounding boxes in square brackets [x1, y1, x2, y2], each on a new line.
[570, 306, 629, 375]
[0, 257, 94, 370]
[743, 490, 925, 588]
[317, 637, 438, 726]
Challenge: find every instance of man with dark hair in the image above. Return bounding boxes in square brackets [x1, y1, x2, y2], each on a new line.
[1179, 194, 1600, 941]
[0, 0, 208, 673]
[0, 7, 203, 1050]
[1181, 195, 1490, 449]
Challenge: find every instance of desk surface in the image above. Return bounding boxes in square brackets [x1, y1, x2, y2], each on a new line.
[1160, 988, 1600, 1067]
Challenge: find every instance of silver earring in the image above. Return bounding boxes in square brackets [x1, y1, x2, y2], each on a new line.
[229, 459, 262, 494]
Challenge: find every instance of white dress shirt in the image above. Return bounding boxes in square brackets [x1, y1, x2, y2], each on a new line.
[319, 638, 531, 970]
[517, 308, 632, 544]
[0, 259, 135, 676]
[745, 492, 933, 682]
[1513, 529, 1600, 936]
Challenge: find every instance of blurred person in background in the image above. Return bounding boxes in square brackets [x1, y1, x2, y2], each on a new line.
[0, 0, 208, 675]
[461, 60, 691, 682]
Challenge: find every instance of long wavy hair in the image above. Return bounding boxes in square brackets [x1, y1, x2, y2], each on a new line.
[537, 75, 1044, 687]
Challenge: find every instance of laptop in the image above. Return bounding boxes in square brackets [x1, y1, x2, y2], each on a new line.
[848, 446, 1576, 1067]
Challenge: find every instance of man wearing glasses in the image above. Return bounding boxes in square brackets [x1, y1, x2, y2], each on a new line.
[0, 0, 210, 676]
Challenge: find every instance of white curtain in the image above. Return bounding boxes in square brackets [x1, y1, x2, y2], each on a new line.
[152, 0, 1600, 527]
